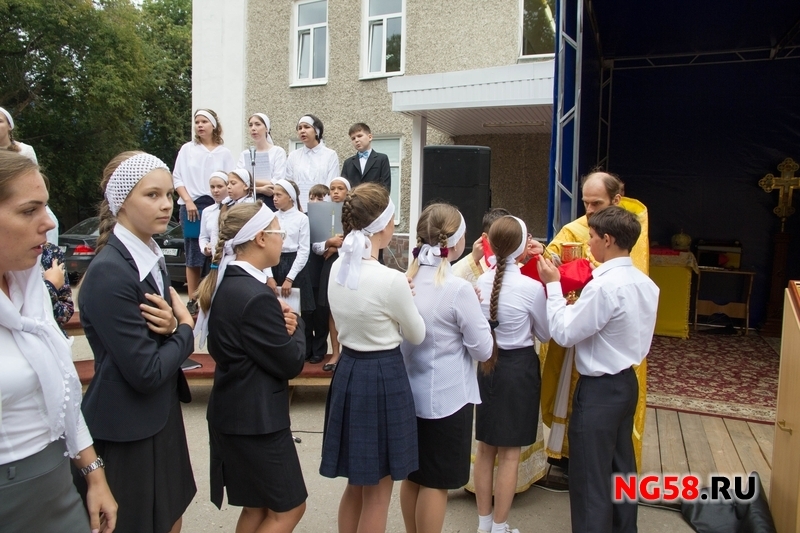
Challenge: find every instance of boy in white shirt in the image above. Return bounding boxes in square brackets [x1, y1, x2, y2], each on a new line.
[537, 206, 659, 533]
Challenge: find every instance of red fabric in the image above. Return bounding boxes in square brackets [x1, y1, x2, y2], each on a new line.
[520, 256, 594, 293]
[650, 246, 680, 256]
[482, 236, 493, 264]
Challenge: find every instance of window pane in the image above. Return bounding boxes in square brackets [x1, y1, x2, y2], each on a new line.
[369, 0, 401, 17]
[369, 22, 384, 73]
[371, 139, 400, 162]
[385, 17, 402, 73]
[298, 0, 327, 26]
[298, 31, 310, 79]
[313, 26, 326, 78]
[522, 0, 556, 55]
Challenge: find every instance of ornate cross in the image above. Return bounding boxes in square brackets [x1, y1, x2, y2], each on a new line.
[759, 157, 800, 231]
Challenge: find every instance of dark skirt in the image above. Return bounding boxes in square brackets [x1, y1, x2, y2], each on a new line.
[317, 253, 338, 307]
[79, 399, 196, 533]
[271, 251, 315, 312]
[320, 345, 418, 485]
[209, 426, 307, 511]
[0, 440, 90, 532]
[476, 346, 540, 447]
[407, 403, 474, 489]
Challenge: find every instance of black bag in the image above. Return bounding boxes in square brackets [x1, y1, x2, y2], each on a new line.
[680, 472, 776, 533]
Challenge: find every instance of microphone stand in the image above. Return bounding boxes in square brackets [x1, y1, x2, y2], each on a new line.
[249, 146, 257, 202]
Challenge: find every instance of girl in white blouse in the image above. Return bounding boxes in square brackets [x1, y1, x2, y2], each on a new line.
[400, 203, 493, 533]
[285, 114, 339, 202]
[321, 183, 425, 533]
[199, 171, 229, 259]
[266, 179, 316, 355]
[0, 151, 117, 532]
[237, 113, 287, 210]
[173, 109, 235, 313]
[473, 216, 551, 533]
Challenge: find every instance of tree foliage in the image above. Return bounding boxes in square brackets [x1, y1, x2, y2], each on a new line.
[0, 0, 191, 226]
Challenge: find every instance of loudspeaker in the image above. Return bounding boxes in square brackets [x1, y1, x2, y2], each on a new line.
[422, 145, 491, 250]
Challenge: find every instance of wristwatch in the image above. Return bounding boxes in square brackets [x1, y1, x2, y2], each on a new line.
[79, 456, 105, 477]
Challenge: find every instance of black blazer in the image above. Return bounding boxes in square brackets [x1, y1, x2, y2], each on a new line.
[206, 266, 306, 435]
[340, 150, 391, 192]
[79, 234, 194, 442]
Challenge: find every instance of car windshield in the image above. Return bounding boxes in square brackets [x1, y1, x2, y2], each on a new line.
[64, 217, 100, 236]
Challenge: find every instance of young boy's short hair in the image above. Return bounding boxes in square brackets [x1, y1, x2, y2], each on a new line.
[482, 207, 511, 233]
[348, 123, 372, 136]
[587, 206, 640, 252]
[309, 183, 330, 199]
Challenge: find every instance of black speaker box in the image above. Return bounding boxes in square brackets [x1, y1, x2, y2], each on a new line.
[422, 145, 491, 249]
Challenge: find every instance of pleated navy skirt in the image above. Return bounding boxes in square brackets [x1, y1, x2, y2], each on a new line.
[320, 345, 418, 485]
[476, 346, 540, 447]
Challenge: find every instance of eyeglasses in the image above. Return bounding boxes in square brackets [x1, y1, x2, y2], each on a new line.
[262, 229, 286, 240]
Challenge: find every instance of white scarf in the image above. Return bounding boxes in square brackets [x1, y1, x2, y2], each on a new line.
[488, 216, 528, 267]
[0, 264, 83, 457]
[336, 199, 395, 290]
[417, 213, 466, 266]
[194, 205, 276, 347]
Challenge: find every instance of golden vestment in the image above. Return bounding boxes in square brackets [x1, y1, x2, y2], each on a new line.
[540, 197, 649, 472]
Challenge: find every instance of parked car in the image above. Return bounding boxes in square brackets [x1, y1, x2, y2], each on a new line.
[59, 217, 186, 285]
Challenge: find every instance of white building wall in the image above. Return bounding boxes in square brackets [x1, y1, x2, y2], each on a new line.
[192, 0, 248, 155]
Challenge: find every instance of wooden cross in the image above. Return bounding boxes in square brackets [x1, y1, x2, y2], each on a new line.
[759, 157, 800, 231]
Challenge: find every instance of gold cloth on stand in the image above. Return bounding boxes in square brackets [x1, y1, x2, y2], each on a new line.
[540, 197, 649, 472]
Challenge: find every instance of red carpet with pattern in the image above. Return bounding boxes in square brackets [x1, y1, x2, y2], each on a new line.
[646, 333, 779, 422]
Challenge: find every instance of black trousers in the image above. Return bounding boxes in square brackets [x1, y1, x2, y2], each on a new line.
[568, 367, 638, 533]
[302, 286, 329, 359]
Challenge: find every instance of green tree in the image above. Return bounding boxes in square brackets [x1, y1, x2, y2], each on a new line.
[139, 0, 192, 168]
[0, 0, 192, 226]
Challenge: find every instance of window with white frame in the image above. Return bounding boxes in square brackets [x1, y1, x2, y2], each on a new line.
[363, 0, 404, 77]
[294, 0, 328, 84]
[371, 137, 401, 223]
[521, 0, 556, 57]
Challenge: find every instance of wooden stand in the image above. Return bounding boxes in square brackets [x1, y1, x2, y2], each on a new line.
[693, 267, 755, 334]
[762, 232, 792, 337]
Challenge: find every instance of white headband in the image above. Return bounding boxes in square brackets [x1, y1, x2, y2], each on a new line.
[298, 115, 321, 139]
[510, 216, 528, 263]
[251, 113, 275, 145]
[230, 168, 252, 188]
[417, 213, 467, 266]
[195, 110, 217, 129]
[0, 107, 14, 129]
[274, 178, 297, 205]
[209, 171, 228, 183]
[336, 199, 395, 289]
[328, 176, 351, 190]
[194, 204, 276, 347]
[105, 153, 170, 216]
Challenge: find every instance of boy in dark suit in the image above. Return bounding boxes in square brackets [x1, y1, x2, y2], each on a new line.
[340, 123, 391, 191]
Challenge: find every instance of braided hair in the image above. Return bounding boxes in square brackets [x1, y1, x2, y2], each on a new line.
[406, 203, 462, 286]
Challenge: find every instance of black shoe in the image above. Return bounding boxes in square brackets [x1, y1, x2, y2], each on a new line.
[308, 354, 324, 364]
[323, 363, 337, 372]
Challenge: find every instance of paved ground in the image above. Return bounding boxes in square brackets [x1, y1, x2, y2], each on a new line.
[69, 285, 692, 532]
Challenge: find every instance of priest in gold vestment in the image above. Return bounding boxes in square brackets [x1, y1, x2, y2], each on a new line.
[540, 172, 650, 473]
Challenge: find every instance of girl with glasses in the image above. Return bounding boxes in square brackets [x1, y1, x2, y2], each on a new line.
[195, 203, 308, 533]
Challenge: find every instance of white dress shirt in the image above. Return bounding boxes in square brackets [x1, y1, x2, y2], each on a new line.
[113, 224, 166, 297]
[401, 265, 493, 419]
[264, 206, 309, 282]
[173, 141, 235, 204]
[229, 260, 268, 283]
[328, 259, 425, 352]
[476, 263, 550, 349]
[285, 143, 339, 203]
[237, 146, 287, 182]
[358, 149, 371, 173]
[198, 203, 222, 254]
[17, 142, 37, 163]
[0, 281, 92, 464]
[545, 256, 659, 377]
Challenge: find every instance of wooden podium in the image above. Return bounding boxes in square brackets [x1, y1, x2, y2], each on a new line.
[771, 281, 800, 531]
